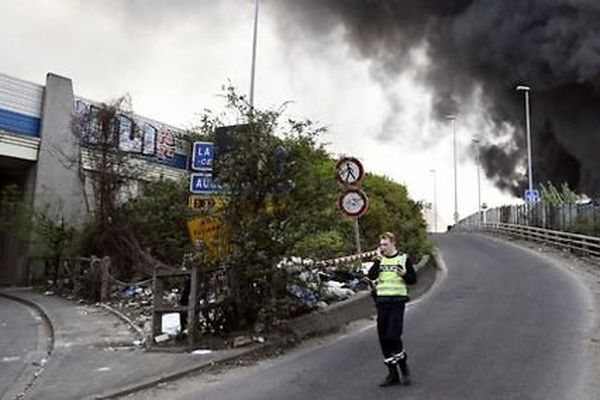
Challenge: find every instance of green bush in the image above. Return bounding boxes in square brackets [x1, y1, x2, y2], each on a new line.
[123, 178, 197, 267]
[292, 230, 347, 260]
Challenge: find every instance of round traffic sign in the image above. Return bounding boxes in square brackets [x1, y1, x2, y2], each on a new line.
[337, 188, 369, 218]
[335, 157, 364, 186]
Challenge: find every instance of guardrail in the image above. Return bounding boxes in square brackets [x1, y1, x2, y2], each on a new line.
[460, 222, 600, 258]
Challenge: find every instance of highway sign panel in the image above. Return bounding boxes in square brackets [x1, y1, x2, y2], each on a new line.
[524, 189, 540, 203]
[188, 195, 226, 211]
[187, 216, 228, 262]
[190, 172, 222, 195]
[191, 142, 214, 171]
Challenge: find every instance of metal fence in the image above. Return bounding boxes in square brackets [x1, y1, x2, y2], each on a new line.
[459, 222, 600, 259]
[460, 201, 600, 236]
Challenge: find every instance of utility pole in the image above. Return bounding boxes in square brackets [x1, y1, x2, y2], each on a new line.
[249, 0, 260, 108]
[472, 138, 482, 224]
[516, 85, 533, 194]
[429, 169, 437, 232]
[447, 115, 458, 224]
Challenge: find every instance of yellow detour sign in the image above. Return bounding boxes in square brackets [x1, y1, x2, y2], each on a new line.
[188, 195, 226, 212]
[186, 216, 229, 262]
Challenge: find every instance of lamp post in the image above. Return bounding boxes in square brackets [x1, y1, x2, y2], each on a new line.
[472, 138, 482, 224]
[249, 0, 260, 108]
[516, 85, 533, 195]
[429, 169, 437, 232]
[446, 115, 458, 224]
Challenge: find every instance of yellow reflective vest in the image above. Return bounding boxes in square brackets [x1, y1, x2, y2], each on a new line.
[376, 253, 408, 297]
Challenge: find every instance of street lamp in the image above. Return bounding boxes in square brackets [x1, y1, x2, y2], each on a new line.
[429, 169, 437, 232]
[472, 138, 482, 224]
[446, 115, 458, 224]
[249, 0, 260, 108]
[516, 85, 533, 195]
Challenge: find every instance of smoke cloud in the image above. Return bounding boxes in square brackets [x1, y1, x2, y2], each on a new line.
[274, 0, 600, 197]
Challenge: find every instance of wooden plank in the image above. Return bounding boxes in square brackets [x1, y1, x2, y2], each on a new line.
[188, 267, 198, 348]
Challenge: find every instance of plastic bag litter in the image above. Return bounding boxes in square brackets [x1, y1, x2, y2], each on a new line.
[191, 349, 212, 356]
[289, 284, 318, 308]
[161, 313, 181, 335]
[321, 281, 354, 301]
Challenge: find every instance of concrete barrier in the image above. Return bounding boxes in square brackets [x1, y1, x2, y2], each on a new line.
[283, 255, 438, 338]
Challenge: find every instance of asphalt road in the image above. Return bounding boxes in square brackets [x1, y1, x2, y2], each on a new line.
[0, 296, 40, 398]
[169, 233, 592, 400]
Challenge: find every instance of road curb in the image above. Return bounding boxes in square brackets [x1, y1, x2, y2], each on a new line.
[0, 290, 54, 400]
[98, 303, 145, 340]
[418, 248, 447, 303]
[282, 255, 438, 338]
[88, 342, 274, 400]
[0, 290, 54, 353]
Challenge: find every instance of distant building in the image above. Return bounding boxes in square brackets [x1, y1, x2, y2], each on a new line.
[0, 72, 190, 285]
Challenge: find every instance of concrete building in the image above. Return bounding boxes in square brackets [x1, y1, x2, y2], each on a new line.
[0, 72, 189, 285]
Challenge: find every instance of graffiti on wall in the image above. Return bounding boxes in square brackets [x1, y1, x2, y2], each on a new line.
[74, 99, 188, 170]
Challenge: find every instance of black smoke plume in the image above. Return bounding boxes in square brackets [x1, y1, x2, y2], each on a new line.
[273, 0, 600, 197]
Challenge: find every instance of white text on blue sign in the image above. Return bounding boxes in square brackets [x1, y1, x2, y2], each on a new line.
[192, 142, 214, 171]
[190, 173, 222, 194]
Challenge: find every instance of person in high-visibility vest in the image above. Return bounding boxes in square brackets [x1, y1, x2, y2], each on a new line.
[367, 231, 417, 387]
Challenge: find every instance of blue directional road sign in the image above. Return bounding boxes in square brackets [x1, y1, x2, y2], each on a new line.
[191, 142, 214, 171]
[190, 172, 222, 195]
[524, 189, 540, 203]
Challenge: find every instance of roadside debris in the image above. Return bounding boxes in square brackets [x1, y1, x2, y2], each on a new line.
[33, 357, 48, 368]
[70, 255, 376, 349]
[284, 259, 373, 310]
[190, 349, 212, 356]
[233, 336, 253, 348]
[154, 333, 171, 344]
[161, 313, 181, 336]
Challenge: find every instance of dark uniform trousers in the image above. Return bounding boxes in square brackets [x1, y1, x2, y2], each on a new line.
[376, 300, 407, 359]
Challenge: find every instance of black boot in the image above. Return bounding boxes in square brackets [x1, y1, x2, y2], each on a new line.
[397, 352, 411, 386]
[379, 362, 400, 387]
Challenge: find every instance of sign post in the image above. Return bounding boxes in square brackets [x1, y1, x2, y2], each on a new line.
[336, 157, 368, 258]
[188, 141, 229, 261]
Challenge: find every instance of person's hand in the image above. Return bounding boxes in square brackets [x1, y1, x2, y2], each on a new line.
[396, 265, 406, 276]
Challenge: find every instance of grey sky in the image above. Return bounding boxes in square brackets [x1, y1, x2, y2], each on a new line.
[0, 0, 517, 231]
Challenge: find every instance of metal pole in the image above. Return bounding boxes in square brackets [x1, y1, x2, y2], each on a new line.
[525, 90, 533, 193]
[517, 85, 533, 194]
[447, 115, 458, 224]
[434, 172, 438, 232]
[453, 118, 458, 223]
[477, 152, 482, 222]
[249, 0, 259, 108]
[472, 138, 482, 224]
[354, 219, 362, 255]
[430, 169, 437, 232]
